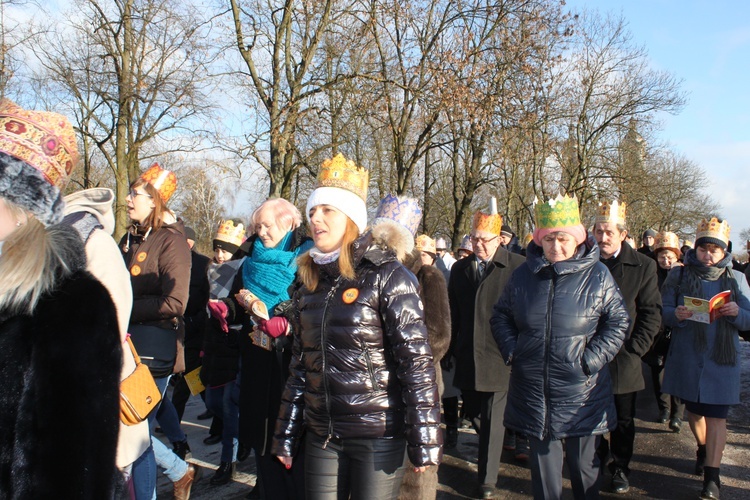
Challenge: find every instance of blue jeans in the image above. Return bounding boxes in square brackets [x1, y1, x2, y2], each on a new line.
[205, 380, 240, 463]
[131, 375, 188, 498]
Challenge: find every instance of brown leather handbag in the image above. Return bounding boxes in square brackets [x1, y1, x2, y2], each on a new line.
[120, 336, 162, 425]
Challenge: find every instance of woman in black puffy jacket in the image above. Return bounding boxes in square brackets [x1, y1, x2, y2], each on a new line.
[272, 155, 442, 499]
[491, 195, 629, 500]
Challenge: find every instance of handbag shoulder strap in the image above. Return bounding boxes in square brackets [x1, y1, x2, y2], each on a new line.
[126, 336, 142, 365]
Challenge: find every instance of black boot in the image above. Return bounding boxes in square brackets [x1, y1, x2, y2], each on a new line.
[700, 466, 720, 499]
[210, 461, 235, 486]
[173, 440, 191, 461]
[695, 444, 707, 476]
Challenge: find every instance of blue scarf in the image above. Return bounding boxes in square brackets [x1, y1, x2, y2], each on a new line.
[242, 231, 312, 313]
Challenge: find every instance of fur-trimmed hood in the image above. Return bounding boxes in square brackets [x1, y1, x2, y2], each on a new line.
[370, 219, 415, 263]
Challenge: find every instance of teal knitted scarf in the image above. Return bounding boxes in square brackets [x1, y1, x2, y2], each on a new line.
[242, 231, 312, 312]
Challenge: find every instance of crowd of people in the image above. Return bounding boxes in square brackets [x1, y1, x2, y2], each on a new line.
[1, 100, 749, 500]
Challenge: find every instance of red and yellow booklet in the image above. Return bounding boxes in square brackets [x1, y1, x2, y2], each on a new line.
[683, 290, 731, 324]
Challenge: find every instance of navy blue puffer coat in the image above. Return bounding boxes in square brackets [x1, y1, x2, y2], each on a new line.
[490, 236, 629, 440]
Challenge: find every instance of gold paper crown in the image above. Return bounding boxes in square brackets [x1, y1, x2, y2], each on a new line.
[0, 98, 79, 190]
[595, 200, 627, 225]
[140, 163, 177, 203]
[654, 231, 680, 253]
[696, 217, 730, 245]
[317, 153, 369, 201]
[415, 234, 436, 254]
[472, 212, 503, 235]
[215, 219, 246, 248]
[534, 194, 581, 230]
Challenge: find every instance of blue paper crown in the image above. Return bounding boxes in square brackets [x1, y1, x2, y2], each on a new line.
[373, 194, 422, 237]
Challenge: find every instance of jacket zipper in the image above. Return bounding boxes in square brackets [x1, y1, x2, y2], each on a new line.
[360, 339, 378, 391]
[543, 272, 556, 438]
[321, 276, 342, 449]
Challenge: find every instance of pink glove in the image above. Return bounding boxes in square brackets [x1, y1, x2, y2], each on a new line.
[207, 300, 229, 333]
[259, 317, 289, 338]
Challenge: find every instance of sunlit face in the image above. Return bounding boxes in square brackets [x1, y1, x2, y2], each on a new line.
[594, 222, 626, 259]
[213, 248, 233, 264]
[541, 231, 579, 263]
[499, 233, 511, 246]
[696, 244, 725, 267]
[255, 206, 289, 248]
[126, 187, 155, 224]
[656, 249, 678, 270]
[471, 231, 501, 261]
[309, 205, 348, 253]
[420, 251, 435, 266]
[0, 198, 21, 243]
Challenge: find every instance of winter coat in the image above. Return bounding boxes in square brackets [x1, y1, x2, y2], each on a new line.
[273, 232, 443, 467]
[185, 250, 210, 352]
[0, 226, 121, 498]
[63, 188, 150, 469]
[600, 242, 661, 393]
[491, 237, 629, 440]
[223, 229, 311, 455]
[662, 267, 750, 405]
[448, 246, 525, 392]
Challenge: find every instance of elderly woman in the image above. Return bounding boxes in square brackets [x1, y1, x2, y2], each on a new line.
[661, 218, 750, 499]
[491, 195, 629, 500]
[0, 100, 121, 497]
[273, 155, 442, 499]
[208, 198, 313, 498]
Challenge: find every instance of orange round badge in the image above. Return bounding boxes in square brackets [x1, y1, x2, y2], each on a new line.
[131, 265, 141, 276]
[137, 251, 148, 262]
[342, 288, 359, 304]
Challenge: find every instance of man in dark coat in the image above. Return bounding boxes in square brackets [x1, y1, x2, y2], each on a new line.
[594, 201, 661, 494]
[448, 205, 525, 499]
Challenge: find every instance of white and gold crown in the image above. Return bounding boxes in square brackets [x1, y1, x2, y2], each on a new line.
[415, 234, 437, 254]
[654, 231, 680, 254]
[595, 200, 627, 225]
[534, 194, 581, 229]
[316, 153, 369, 201]
[696, 217, 730, 246]
[215, 219, 245, 247]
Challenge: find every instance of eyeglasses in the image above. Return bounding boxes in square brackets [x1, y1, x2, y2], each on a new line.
[129, 189, 152, 199]
[470, 235, 498, 245]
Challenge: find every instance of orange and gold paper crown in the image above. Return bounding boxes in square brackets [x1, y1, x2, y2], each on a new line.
[534, 194, 581, 230]
[696, 217, 730, 246]
[595, 200, 627, 225]
[654, 231, 681, 254]
[415, 234, 437, 254]
[215, 219, 246, 248]
[472, 211, 502, 235]
[140, 163, 177, 203]
[0, 98, 79, 190]
[316, 153, 369, 201]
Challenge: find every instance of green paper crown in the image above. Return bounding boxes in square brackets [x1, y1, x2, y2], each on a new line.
[534, 194, 581, 229]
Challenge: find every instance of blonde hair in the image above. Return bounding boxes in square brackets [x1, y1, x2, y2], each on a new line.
[0, 199, 80, 314]
[297, 217, 360, 291]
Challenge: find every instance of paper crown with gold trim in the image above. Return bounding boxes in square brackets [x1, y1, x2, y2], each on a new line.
[654, 231, 681, 256]
[0, 99, 79, 226]
[695, 217, 730, 249]
[534, 194, 581, 229]
[472, 197, 502, 235]
[373, 194, 422, 237]
[214, 219, 246, 249]
[140, 163, 177, 203]
[416, 234, 437, 254]
[595, 199, 627, 225]
[316, 153, 368, 201]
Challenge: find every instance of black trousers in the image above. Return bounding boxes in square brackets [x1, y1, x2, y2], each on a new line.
[477, 391, 507, 487]
[605, 391, 637, 475]
[529, 434, 601, 500]
[649, 364, 685, 418]
[304, 433, 407, 500]
[256, 444, 306, 500]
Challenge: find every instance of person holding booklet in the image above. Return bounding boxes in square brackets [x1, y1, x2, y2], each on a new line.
[661, 217, 750, 500]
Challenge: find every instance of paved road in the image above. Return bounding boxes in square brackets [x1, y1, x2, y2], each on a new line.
[157, 343, 750, 499]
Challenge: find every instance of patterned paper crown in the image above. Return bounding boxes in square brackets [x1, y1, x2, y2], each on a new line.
[316, 153, 369, 201]
[534, 194, 581, 230]
[595, 200, 627, 225]
[0, 98, 79, 190]
[654, 231, 680, 253]
[415, 234, 436, 254]
[215, 219, 246, 248]
[696, 217, 730, 245]
[373, 194, 422, 237]
[140, 163, 177, 203]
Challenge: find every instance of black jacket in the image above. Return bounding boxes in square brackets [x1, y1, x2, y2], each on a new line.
[273, 232, 442, 467]
[491, 237, 629, 440]
[601, 242, 662, 393]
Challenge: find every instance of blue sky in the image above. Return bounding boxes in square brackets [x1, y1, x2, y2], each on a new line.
[566, 0, 750, 240]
